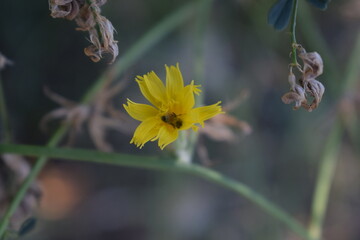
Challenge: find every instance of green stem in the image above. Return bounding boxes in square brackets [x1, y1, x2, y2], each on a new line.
[308, 32, 360, 240]
[0, 73, 12, 143]
[0, 3, 196, 237]
[176, 0, 213, 163]
[0, 143, 313, 240]
[308, 121, 342, 240]
[290, 0, 299, 66]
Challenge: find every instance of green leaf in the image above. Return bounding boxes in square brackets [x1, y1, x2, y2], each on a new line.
[268, 0, 295, 30]
[306, 0, 331, 10]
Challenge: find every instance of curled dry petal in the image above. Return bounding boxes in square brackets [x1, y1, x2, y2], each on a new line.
[306, 79, 325, 111]
[83, 15, 118, 63]
[48, 0, 118, 63]
[281, 84, 308, 110]
[49, 0, 84, 20]
[298, 51, 324, 79]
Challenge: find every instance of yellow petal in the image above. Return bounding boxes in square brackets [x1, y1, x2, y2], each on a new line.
[179, 82, 196, 112]
[177, 113, 196, 130]
[123, 99, 158, 121]
[191, 101, 223, 127]
[136, 71, 166, 108]
[166, 64, 184, 99]
[157, 125, 179, 150]
[130, 117, 161, 149]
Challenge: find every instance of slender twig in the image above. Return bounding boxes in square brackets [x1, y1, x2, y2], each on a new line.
[308, 32, 360, 240]
[0, 3, 196, 237]
[0, 73, 12, 143]
[0, 143, 313, 240]
[308, 121, 342, 240]
[290, 0, 299, 66]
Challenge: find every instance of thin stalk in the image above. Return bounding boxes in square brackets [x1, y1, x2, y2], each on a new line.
[0, 73, 12, 143]
[0, 3, 196, 237]
[290, 0, 299, 66]
[308, 121, 342, 240]
[176, 0, 214, 163]
[0, 143, 313, 240]
[308, 32, 360, 240]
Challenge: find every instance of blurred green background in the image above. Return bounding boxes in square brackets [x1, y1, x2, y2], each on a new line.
[0, 0, 360, 239]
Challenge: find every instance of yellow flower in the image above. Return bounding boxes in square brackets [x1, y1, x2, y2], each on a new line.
[123, 64, 223, 150]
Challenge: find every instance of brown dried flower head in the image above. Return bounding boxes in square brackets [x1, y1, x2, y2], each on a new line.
[41, 79, 132, 152]
[282, 44, 325, 112]
[49, 0, 118, 63]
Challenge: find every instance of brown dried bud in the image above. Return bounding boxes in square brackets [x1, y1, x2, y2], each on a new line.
[82, 15, 118, 63]
[49, 0, 84, 20]
[299, 51, 323, 79]
[48, 0, 118, 63]
[305, 79, 325, 111]
[281, 84, 308, 110]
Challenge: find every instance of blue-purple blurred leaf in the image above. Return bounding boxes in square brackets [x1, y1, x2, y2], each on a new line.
[306, 0, 331, 10]
[268, 0, 294, 30]
[18, 218, 37, 237]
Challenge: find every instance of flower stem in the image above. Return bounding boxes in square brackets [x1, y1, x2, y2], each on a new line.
[0, 143, 313, 240]
[290, 0, 299, 66]
[0, 3, 196, 237]
[0, 73, 12, 143]
[176, 0, 214, 164]
[308, 121, 342, 240]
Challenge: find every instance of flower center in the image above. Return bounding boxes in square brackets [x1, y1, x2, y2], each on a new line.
[161, 112, 183, 129]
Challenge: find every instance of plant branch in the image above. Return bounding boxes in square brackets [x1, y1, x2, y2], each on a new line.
[290, 0, 299, 66]
[0, 143, 313, 240]
[0, 3, 196, 237]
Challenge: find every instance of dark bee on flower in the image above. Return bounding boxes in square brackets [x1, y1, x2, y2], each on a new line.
[161, 112, 183, 129]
